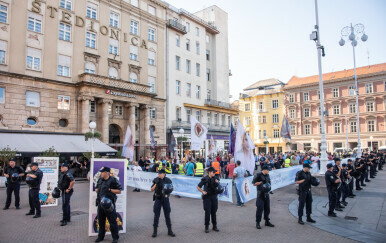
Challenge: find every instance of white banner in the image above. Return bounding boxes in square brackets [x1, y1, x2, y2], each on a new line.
[190, 116, 208, 150]
[127, 171, 233, 203]
[33, 157, 59, 207]
[234, 120, 256, 174]
[88, 159, 128, 237]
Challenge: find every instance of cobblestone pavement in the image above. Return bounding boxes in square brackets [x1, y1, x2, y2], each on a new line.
[0, 174, 357, 243]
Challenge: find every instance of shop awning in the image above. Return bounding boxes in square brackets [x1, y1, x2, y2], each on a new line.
[0, 131, 117, 156]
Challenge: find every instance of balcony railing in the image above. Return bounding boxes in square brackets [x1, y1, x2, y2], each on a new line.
[78, 73, 152, 95]
[205, 99, 231, 109]
[166, 19, 187, 34]
[171, 120, 230, 132]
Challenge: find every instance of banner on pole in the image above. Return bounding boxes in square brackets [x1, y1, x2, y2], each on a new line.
[190, 116, 208, 150]
[234, 119, 256, 174]
[33, 157, 59, 207]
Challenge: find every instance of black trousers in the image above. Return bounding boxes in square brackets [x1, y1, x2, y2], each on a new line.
[298, 190, 312, 217]
[336, 185, 342, 204]
[153, 197, 172, 228]
[62, 190, 73, 221]
[355, 176, 361, 189]
[342, 183, 348, 202]
[348, 178, 354, 195]
[360, 172, 365, 185]
[327, 187, 336, 213]
[203, 195, 218, 226]
[370, 164, 375, 177]
[28, 188, 41, 215]
[5, 182, 20, 208]
[97, 205, 119, 241]
[256, 194, 270, 223]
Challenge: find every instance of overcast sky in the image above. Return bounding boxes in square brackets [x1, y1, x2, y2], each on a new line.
[165, 0, 386, 101]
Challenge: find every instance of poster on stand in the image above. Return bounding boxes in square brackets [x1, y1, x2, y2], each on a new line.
[88, 159, 127, 237]
[33, 157, 59, 207]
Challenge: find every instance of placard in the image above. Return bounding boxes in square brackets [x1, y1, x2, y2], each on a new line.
[33, 157, 59, 207]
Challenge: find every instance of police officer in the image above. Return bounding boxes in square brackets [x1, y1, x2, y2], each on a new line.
[325, 163, 341, 217]
[252, 165, 274, 229]
[333, 158, 345, 209]
[340, 164, 349, 206]
[354, 158, 363, 190]
[95, 167, 122, 243]
[25, 162, 43, 218]
[3, 159, 24, 210]
[346, 159, 356, 197]
[151, 169, 175, 238]
[197, 167, 220, 233]
[58, 163, 75, 226]
[295, 164, 316, 224]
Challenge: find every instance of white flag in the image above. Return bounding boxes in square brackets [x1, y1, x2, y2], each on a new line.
[234, 119, 256, 174]
[190, 116, 208, 151]
[122, 124, 134, 161]
[208, 135, 215, 155]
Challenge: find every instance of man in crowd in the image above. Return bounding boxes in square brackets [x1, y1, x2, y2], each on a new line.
[226, 159, 236, 179]
[131, 161, 142, 192]
[25, 162, 43, 218]
[58, 163, 75, 226]
[184, 158, 196, 176]
[195, 158, 204, 177]
[233, 160, 248, 207]
[211, 158, 221, 178]
[3, 159, 24, 210]
[253, 165, 274, 229]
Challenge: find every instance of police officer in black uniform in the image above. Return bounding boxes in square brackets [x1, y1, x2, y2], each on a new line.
[295, 164, 316, 224]
[3, 159, 24, 210]
[95, 167, 122, 243]
[340, 164, 349, 206]
[58, 163, 75, 226]
[151, 169, 175, 238]
[354, 158, 363, 190]
[25, 162, 43, 218]
[360, 158, 367, 187]
[333, 158, 345, 209]
[325, 163, 341, 217]
[197, 167, 220, 233]
[252, 165, 274, 229]
[346, 159, 356, 197]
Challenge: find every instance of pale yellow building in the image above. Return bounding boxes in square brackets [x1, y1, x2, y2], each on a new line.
[239, 79, 288, 154]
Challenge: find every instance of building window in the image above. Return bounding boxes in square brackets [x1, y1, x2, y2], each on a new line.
[272, 114, 279, 123]
[176, 34, 180, 47]
[245, 103, 250, 111]
[245, 117, 251, 125]
[59, 119, 68, 128]
[0, 4, 8, 23]
[318, 91, 321, 100]
[90, 100, 96, 113]
[57, 55, 71, 77]
[0, 87, 4, 103]
[186, 109, 191, 122]
[108, 67, 118, 79]
[130, 20, 139, 35]
[86, 32, 96, 49]
[334, 122, 341, 134]
[262, 116, 266, 123]
[196, 85, 200, 99]
[148, 5, 156, 15]
[148, 76, 156, 93]
[263, 130, 267, 137]
[186, 83, 191, 97]
[290, 109, 295, 119]
[176, 107, 181, 120]
[333, 105, 340, 115]
[148, 51, 156, 65]
[290, 126, 296, 136]
[273, 129, 279, 138]
[115, 105, 123, 116]
[349, 85, 355, 96]
[110, 11, 119, 28]
[27, 117, 37, 126]
[207, 89, 211, 100]
[109, 39, 118, 55]
[148, 28, 155, 41]
[305, 124, 311, 135]
[134, 106, 137, 117]
[176, 56, 180, 70]
[333, 88, 339, 98]
[59, 23, 71, 41]
[87, 3, 97, 20]
[196, 110, 201, 121]
[304, 108, 310, 117]
[318, 106, 321, 116]
[196, 27, 200, 36]
[186, 59, 191, 73]
[26, 48, 41, 71]
[365, 83, 373, 94]
[366, 102, 374, 112]
[259, 102, 264, 110]
[221, 114, 225, 126]
[128, 72, 137, 83]
[131, 0, 138, 7]
[150, 108, 156, 119]
[196, 42, 200, 55]
[196, 63, 200, 76]
[60, 0, 72, 11]
[206, 68, 211, 81]
[186, 22, 190, 32]
[186, 39, 190, 51]
[85, 62, 95, 74]
[130, 45, 138, 61]
[175, 80, 180, 95]
[367, 120, 375, 132]
[0, 40, 7, 64]
[228, 116, 231, 127]
[272, 100, 278, 108]
[28, 16, 42, 33]
[26, 91, 40, 107]
[214, 113, 219, 125]
[289, 94, 294, 103]
[303, 92, 309, 101]
[207, 112, 211, 124]
[350, 121, 357, 133]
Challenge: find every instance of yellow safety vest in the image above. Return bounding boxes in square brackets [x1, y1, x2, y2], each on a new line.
[165, 161, 172, 174]
[178, 164, 185, 175]
[195, 162, 204, 176]
[285, 158, 291, 167]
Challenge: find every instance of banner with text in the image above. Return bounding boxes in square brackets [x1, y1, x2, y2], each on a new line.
[33, 157, 59, 207]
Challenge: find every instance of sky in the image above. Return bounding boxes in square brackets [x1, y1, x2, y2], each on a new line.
[165, 0, 386, 101]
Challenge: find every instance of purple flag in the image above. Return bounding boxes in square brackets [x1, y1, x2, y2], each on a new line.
[280, 116, 291, 139]
[229, 123, 236, 155]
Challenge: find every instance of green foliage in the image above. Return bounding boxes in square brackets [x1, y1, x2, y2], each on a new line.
[177, 136, 188, 142]
[85, 131, 102, 141]
[263, 141, 270, 145]
[0, 145, 17, 172]
[39, 146, 60, 157]
[81, 152, 101, 161]
[286, 142, 292, 146]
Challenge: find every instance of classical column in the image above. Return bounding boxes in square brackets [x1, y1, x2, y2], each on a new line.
[142, 104, 151, 156]
[98, 99, 113, 144]
[78, 96, 94, 133]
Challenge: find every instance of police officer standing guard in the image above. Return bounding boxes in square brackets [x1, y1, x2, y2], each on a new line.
[3, 159, 24, 210]
[151, 169, 175, 238]
[295, 164, 317, 224]
[95, 167, 122, 243]
[25, 162, 43, 218]
[58, 163, 75, 226]
[252, 165, 274, 229]
[325, 163, 341, 217]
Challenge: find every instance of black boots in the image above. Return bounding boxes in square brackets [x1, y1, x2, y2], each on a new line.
[265, 220, 274, 227]
[152, 227, 157, 238]
[213, 225, 219, 232]
[307, 216, 316, 223]
[205, 225, 209, 233]
[256, 222, 261, 229]
[298, 217, 304, 225]
[168, 227, 176, 237]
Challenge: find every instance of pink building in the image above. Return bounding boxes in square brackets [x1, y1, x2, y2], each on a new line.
[283, 63, 386, 152]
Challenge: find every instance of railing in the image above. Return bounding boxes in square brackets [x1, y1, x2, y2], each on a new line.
[78, 73, 152, 94]
[179, 9, 218, 32]
[166, 19, 187, 34]
[205, 99, 231, 109]
[171, 120, 230, 132]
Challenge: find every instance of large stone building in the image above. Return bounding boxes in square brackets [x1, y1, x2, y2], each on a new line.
[283, 63, 386, 152]
[164, 3, 236, 155]
[239, 79, 288, 154]
[0, 0, 168, 157]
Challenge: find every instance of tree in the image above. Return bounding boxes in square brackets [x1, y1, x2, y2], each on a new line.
[176, 136, 188, 143]
[0, 146, 17, 175]
[85, 131, 102, 141]
[263, 141, 270, 145]
[39, 146, 60, 157]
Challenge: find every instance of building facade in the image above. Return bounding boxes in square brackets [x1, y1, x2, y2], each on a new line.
[0, 0, 168, 157]
[283, 63, 386, 152]
[165, 4, 236, 155]
[239, 79, 288, 154]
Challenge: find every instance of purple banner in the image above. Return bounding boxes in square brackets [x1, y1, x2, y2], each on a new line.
[206, 134, 229, 140]
[92, 160, 125, 191]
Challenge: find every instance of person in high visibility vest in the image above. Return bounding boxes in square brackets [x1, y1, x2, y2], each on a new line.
[165, 159, 172, 174]
[211, 159, 221, 177]
[178, 160, 185, 175]
[195, 160, 204, 177]
[285, 157, 291, 168]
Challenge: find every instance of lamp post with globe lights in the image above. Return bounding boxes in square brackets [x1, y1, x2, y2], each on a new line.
[179, 128, 184, 159]
[89, 121, 97, 159]
[339, 23, 368, 159]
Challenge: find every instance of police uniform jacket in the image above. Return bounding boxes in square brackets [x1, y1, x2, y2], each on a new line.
[252, 172, 271, 192]
[152, 177, 172, 199]
[28, 169, 43, 189]
[325, 170, 338, 190]
[341, 169, 349, 184]
[333, 165, 341, 177]
[96, 176, 122, 203]
[198, 175, 219, 196]
[5, 166, 24, 184]
[58, 171, 75, 191]
[295, 170, 312, 191]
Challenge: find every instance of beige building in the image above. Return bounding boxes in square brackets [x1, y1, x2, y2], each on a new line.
[0, 0, 168, 157]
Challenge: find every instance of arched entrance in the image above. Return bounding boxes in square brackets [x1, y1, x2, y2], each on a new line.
[109, 124, 122, 144]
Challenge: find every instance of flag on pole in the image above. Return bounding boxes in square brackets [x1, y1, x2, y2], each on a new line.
[190, 116, 208, 151]
[149, 125, 156, 149]
[208, 135, 215, 155]
[229, 123, 236, 155]
[234, 119, 255, 174]
[168, 128, 176, 154]
[280, 116, 291, 139]
[122, 124, 134, 161]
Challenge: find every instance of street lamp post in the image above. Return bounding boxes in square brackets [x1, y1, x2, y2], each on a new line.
[339, 23, 368, 159]
[311, 0, 328, 174]
[370, 136, 373, 151]
[179, 128, 184, 160]
[89, 121, 97, 159]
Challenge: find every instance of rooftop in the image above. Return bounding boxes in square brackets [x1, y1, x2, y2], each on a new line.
[243, 78, 284, 91]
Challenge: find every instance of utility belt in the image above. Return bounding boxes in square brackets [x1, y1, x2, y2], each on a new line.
[153, 193, 169, 201]
[257, 190, 269, 199]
